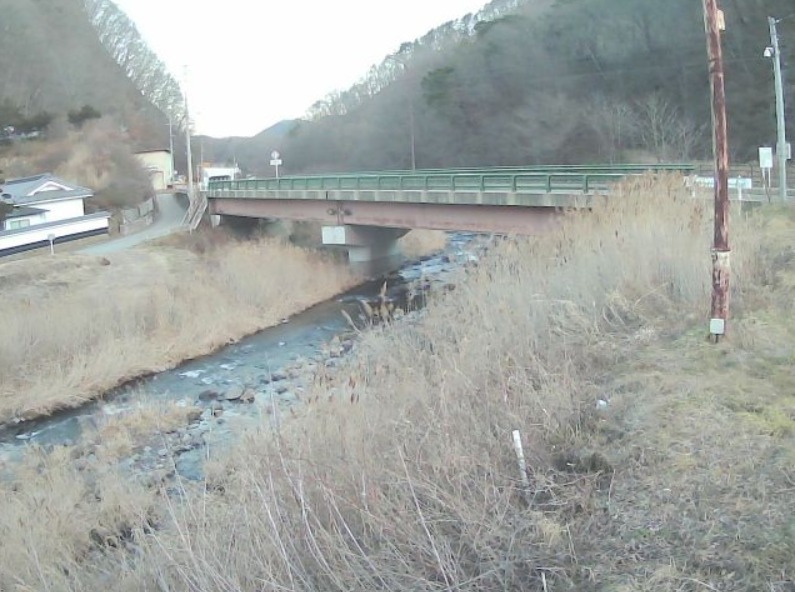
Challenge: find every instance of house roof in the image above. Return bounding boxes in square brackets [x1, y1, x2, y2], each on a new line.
[5, 206, 46, 219]
[2, 174, 93, 206]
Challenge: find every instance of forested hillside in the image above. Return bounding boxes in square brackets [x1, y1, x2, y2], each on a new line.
[0, 0, 181, 148]
[207, 0, 795, 174]
[0, 0, 186, 206]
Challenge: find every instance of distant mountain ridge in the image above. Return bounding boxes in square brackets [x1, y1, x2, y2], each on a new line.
[254, 120, 295, 140]
[199, 120, 298, 172]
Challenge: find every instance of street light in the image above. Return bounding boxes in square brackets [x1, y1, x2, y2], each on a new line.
[766, 17, 788, 201]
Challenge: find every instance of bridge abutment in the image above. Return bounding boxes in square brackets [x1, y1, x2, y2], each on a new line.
[322, 225, 408, 276]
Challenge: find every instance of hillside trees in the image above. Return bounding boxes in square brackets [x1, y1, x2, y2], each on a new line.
[0, 0, 176, 149]
[226, 0, 792, 174]
[83, 0, 185, 125]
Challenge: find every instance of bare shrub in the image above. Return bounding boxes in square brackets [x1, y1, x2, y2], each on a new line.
[0, 116, 152, 209]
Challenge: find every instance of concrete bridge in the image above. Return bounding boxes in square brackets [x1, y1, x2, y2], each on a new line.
[206, 164, 694, 272]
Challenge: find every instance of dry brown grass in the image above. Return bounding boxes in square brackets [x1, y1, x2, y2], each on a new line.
[0, 233, 356, 422]
[0, 447, 157, 591]
[96, 176, 783, 591]
[399, 229, 448, 258]
[3, 177, 795, 591]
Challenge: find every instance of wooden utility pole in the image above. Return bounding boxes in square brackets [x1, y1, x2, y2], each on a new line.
[702, 0, 730, 341]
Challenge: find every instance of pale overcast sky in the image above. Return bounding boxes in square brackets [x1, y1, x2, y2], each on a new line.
[113, 0, 488, 138]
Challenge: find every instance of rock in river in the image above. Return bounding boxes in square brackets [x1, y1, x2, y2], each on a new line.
[224, 386, 244, 401]
[224, 386, 255, 403]
[198, 389, 220, 402]
[240, 388, 256, 403]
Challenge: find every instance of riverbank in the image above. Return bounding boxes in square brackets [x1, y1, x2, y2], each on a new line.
[4, 178, 795, 590]
[0, 231, 358, 423]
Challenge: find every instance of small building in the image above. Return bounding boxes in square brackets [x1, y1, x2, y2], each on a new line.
[200, 164, 241, 191]
[135, 149, 174, 191]
[0, 174, 110, 257]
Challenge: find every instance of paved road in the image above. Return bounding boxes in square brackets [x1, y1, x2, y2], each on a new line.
[80, 193, 188, 255]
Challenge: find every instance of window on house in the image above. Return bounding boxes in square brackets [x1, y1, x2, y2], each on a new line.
[6, 219, 30, 230]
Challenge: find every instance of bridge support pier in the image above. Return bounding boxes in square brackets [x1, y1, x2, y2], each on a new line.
[322, 225, 408, 276]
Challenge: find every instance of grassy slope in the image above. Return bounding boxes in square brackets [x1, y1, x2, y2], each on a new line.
[579, 212, 795, 590]
[2, 179, 795, 590]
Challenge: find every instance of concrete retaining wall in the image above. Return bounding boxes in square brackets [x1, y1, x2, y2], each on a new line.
[119, 196, 156, 235]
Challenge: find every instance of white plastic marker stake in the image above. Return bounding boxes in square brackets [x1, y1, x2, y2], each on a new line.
[512, 430, 531, 496]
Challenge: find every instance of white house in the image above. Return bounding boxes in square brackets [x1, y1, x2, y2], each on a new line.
[0, 174, 110, 257]
[135, 149, 174, 191]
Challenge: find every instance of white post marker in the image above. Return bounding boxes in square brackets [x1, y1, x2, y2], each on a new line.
[760, 146, 774, 197]
[511, 429, 531, 497]
[270, 150, 283, 179]
[47, 233, 56, 255]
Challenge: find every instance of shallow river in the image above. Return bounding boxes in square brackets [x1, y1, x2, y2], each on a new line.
[0, 233, 485, 479]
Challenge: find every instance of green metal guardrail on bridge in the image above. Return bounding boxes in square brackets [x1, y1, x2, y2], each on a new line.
[208, 164, 695, 196]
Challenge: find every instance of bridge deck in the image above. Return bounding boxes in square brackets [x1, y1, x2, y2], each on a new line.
[205, 165, 709, 234]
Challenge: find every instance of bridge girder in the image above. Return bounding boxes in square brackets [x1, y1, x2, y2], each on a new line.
[209, 197, 562, 236]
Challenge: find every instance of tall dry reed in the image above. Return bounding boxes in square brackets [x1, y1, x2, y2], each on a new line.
[92, 176, 766, 591]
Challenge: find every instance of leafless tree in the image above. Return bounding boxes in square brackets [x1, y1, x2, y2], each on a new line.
[83, 0, 185, 124]
[586, 96, 638, 163]
[635, 94, 705, 162]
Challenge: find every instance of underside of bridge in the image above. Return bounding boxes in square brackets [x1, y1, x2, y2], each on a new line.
[209, 197, 561, 273]
[209, 197, 561, 234]
[209, 197, 563, 273]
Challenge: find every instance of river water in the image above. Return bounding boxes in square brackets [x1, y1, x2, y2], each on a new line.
[0, 233, 485, 479]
